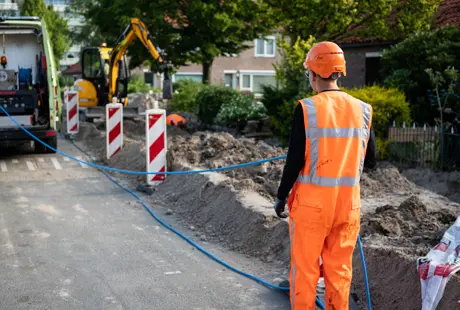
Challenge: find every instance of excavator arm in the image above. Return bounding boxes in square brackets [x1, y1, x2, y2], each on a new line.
[108, 18, 172, 103]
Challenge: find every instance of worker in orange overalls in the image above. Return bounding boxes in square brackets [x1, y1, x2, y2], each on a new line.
[274, 41, 378, 309]
[166, 113, 187, 128]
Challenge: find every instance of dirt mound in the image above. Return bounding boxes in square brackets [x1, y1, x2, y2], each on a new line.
[361, 196, 457, 253]
[75, 122, 106, 156]
[403, 168, 460, 203]
[168, 132, 286, 199]
[360, 162, 415, 197]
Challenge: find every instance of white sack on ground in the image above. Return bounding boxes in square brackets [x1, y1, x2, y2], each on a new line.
[417, 216, 460, 310]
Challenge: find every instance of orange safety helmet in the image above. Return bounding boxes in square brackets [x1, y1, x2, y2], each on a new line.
[166, 114, 186, 127]
[303, 41, 346, 79]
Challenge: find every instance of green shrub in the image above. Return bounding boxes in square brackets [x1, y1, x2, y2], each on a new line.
[128, 75, 159, 93]
[216, 94, 267, 126]
[270, 91, 315, 145]
[195, 86, 241, 125]
[343, 85, 411, 139]
[58, 75, 74, 87]
[376, 137, 389, 160]
[270, 100, 297, 146]
[260, 85, 302, 117]
[380, 26, 460, 122]
[171, 79, 205, 113]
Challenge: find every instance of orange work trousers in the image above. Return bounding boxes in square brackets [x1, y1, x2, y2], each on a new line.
[288, 187, 360, 310]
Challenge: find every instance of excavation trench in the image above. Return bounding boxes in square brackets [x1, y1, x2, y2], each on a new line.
[75, 113, 460, 309]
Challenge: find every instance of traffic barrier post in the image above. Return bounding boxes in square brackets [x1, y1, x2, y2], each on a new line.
[146, 109, 167, 186]
[106, 99, 123, 159]
[65, 90, 79, 134]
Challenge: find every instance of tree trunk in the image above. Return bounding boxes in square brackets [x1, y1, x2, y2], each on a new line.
[202, 60, 213, 84]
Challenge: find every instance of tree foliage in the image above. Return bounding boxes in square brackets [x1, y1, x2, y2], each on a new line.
[69, 0, 276, 83]
[274, 36, 315, 91]
[425, 67, 459, 126]
[20, 0, 70, 66]
[381, 26, 460, 123]
[265, 0, 442, 43]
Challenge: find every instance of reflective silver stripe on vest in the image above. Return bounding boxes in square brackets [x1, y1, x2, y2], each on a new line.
[305, 128, 368, 139]
[359, 101, 371, 174]
[298, 97, 371, 187]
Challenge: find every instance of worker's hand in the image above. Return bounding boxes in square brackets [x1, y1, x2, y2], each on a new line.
[274, 199, 288, 218]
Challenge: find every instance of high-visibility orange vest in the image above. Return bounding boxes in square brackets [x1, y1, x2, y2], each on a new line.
[288, 92, 373, 211]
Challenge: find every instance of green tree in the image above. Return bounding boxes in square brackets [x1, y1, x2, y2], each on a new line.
[381, 26, 460, 123]
[265, 0, 442, 92]
[68, 0, 277, 83]
[20, 0, 70, 65]
[425, 67, 459, 128]
[266, 0, 442, 44]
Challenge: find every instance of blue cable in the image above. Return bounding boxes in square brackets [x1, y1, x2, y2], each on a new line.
[358, 236, 372, 310]
[0, 105, 286, 175]
[69, 140, 326, 309]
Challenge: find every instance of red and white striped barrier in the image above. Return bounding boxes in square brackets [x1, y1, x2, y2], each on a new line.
[146, 109, 167, 185]
[65, 90, 79, 134]
[106, 101, 123, 159]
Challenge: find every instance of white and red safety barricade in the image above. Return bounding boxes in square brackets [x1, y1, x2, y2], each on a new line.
[65, 90, 79, 134]
[106, 101, 123, 159]
[145, 109, 167, 185]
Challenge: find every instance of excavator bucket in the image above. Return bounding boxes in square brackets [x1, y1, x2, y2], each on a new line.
[163, 78, 173, 100]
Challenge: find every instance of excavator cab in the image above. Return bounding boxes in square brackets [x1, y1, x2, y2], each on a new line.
[80, 47, 130, 106]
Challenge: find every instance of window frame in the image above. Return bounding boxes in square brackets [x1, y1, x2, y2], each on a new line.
[254, 36, 276, 58]
[238, 70, 276, 95]
[171, 72, 203, 83]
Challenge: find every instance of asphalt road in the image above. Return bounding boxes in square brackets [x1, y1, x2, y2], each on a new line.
[0, 137, 290, 310]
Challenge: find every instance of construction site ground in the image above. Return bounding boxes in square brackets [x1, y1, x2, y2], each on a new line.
[73, 97, 460, 309]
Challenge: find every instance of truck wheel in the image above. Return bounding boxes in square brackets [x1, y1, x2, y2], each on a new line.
[34, 136, 57, 154]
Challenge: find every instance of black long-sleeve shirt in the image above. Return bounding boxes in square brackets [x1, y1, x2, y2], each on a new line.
[276, 103, 378, 201]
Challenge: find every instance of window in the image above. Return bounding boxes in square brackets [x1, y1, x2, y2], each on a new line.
[253, 75, 276, 93]
[82, 49, 103, 79]
[255, 36, 276, 57]
[242, 75, 251, 89]
[239, 71, 276, 94]
[173, 73, 202, 82]
[44, 0, 69, 4]
[365, 52, 383, 86]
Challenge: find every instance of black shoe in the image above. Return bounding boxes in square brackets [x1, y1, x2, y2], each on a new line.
[278, 279, 290, 288]
[278, 279, 290, 296]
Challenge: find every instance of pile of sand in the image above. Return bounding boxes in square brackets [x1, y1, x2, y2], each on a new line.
[168, 132, 286, 199]
[360, 161, 415, 197]
[361, 196, 457, 253]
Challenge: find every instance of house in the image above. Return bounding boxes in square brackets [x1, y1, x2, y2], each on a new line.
[61, 63, 82, 81]
[337, 0, 460, 88]
[133, 34, 282, 97]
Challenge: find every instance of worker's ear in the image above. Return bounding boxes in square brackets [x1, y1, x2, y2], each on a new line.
[163, 78, 173, 100]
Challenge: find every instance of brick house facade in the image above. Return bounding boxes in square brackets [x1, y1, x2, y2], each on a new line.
[133, 34, 282, 97]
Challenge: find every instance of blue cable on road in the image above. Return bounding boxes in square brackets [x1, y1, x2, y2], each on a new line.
[0, 105, 372, 309]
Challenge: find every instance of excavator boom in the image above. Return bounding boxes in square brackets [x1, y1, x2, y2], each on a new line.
[108, 18, 171, 103]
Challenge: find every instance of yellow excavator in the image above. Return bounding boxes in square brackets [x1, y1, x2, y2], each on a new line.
[73, 18, 172, 121]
